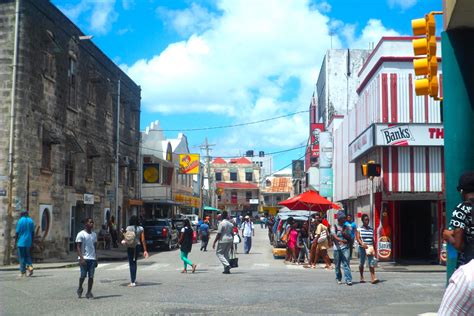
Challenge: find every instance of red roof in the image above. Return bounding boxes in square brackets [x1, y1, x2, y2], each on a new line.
[212, 157, 227, 164]
[229, 157, 252, 164]
[217, 182, 258, 189]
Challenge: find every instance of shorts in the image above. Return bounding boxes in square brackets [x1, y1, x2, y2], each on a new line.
[359, 246, 377, 268]
[80, 259, 97, 278]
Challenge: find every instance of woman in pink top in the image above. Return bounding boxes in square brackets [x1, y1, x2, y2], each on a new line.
[286, 222, 299, 263]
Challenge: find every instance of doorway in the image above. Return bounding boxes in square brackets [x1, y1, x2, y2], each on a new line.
[398, 200, 433, 262]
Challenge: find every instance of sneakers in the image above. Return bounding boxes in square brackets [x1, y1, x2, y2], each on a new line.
[128, 283, 136, 287]
[85, 292, 94, 299]
[337, 280, 343, 285]
[346, 282, 353, 286]
[26, 266, 33, 277]
[77, 287, 83, 298]
[222, 266, 231, 274]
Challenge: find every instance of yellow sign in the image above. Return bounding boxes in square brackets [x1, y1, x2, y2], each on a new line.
[262, 206, 278, 215]
[179, 154, 200, 174]
[175, 194, 201, 207]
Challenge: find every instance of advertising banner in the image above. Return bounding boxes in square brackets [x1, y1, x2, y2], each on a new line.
[179, 154, 200, 174]
[319, 168, 333, 198]
[292, 160, 305, 179]
[310, 123, 325, 166]
[349, 125, 374, 162]
[375, 124, 444, 146]
[319, 132, 334, 168]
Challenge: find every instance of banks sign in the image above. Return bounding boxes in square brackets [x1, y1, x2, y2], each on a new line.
[375, 124, 444, 147]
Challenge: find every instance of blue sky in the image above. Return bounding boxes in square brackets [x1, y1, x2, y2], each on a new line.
[52, 0, 442, 172]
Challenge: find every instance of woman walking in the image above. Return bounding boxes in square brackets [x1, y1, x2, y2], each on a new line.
[286, 221, 299, 264]
[178, 219, 197, 273]
[123, 215, 148, 287]
[356, 214, 379, 284]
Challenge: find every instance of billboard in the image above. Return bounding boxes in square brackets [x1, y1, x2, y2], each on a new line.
[349, 125, 374, 162]
[310, 123, 325, 166]
[319, 168, 333, 198]
[292, 160, 305, 179]
[319, 132, 333, 168]
[375, 124, 444, 146]
[179, 154, 200, 174]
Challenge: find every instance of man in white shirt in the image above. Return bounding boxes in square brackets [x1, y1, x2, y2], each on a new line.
[75, 218, 97, 299]
[438, 259, 473, 315]
[241, 215, 255, 254]
[213, 211, 234, 274]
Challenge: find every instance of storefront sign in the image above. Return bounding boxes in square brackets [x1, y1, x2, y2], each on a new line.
[349, 125, 374, 162]
[319, 168, 333, 198]
[375, 124, 444, 146]
[319, 132, 333, 168]
[179, 154, 200, 174]
[84, 193, 94, 205]
[249, 199, 259, 204]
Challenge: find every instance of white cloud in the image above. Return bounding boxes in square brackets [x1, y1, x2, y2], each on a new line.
[123, 0, 399, 151]
[157, 3, 217, 37]
[387, 0, 417, 10]
[58, 0, 118, 35]
[342, 19, 401, 49]
[122, 0, 135, 10]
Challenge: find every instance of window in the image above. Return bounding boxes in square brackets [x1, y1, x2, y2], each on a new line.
[105, 164, 112, 183]
[119, 167, 125, 186]
[230, 172, 237, 181]
[245, 172, 253, 181]
[42, 141, 52, 170]
[246, 191, 252, 201]
[86, 156, 93, 180]
[129, 170, 136, 188]
[215, 172, 222, 181]
[43, 51, 55, 80]
[65, 153, 74, 186]
[276, 196, 282, 202]
[264, 195, 269, 203]
[87, 82, 96, 105]
[68, 58, 76, 109]
[40, 208, 51, 238]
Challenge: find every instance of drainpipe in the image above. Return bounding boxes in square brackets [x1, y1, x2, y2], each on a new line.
[5, 0, 21, 265]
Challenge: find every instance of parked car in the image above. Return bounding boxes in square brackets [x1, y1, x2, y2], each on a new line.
[143, 219, 179, 250]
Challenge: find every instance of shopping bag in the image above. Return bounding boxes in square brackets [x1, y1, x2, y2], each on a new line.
[229, 248, 239, 268]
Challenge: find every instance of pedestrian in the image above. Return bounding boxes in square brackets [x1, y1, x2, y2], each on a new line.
[212, 210, 234, 274]
[241, 215, 255, 254]
[15, 210, 35, 277]
[443, 172, 474, 268]
[232, 224, 241, 253]
[356, 214, 379, 284]
[345, 214, 357, 259]
[437, 259, 473, 315]
[199, 220, 210, 251]
[285, 221, 299, 264]
[75, 218, 97, 299]
[108, 215, 118, 248]
[122, 215, 149, 287]
[178, 219, 197, 274]
[332, 211, 353, 286]
[298, 221, 310, 264]
[267, 215, 275, 244]
[309, 215, 332, 269]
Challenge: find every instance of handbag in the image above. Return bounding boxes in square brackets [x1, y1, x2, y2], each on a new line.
[233, 234, 241, 244]
[317, 229, 328, 244]
[229, 248, 239, 268]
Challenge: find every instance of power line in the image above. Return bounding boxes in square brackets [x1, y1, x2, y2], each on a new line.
[148, 110, 309, 132]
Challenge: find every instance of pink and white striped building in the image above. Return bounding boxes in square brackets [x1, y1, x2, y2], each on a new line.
[332, 37, 445, 263]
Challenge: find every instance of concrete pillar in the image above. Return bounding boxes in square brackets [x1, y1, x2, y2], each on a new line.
[441, 30, 474, 280]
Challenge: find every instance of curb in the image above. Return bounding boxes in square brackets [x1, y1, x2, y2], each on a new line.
[0, 262, 79, 272]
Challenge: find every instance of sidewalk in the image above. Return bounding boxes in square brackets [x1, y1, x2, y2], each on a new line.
[0, 246, 128, 272]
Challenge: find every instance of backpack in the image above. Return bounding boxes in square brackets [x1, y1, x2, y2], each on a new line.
[123, 228, 137, 248]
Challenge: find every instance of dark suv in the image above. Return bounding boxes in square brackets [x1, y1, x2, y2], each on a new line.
[143, 219, 179, 250]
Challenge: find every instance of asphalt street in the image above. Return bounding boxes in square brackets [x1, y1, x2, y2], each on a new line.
[0, 226, 445, 316]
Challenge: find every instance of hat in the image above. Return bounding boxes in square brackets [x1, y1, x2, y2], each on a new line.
[457, 172, 474, 193]
[245, 215, 250, 219]
[337, 210, 346, 220]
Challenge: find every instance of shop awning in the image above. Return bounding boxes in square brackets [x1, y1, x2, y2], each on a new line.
[203, 206, 219, 212]
[145, 199, 182, 206]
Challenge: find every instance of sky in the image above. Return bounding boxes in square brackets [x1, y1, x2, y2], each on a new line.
[52, 0, 442, 173]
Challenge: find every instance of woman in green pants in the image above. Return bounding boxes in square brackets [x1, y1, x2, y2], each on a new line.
[178, 219, 197, 273]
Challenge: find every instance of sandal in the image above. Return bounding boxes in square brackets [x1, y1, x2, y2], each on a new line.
[192, 264, 197, 273]
[360, 280, 366, 283]
[181, 270, 187, 274]
[371, 279, 380, 284]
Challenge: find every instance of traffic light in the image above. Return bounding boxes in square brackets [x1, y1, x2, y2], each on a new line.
[411, 12, 442, 98]
[361, 164, 368, 177]
[361, 161, 381, 178]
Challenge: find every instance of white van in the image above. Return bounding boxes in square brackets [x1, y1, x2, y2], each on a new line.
[183, 214, 199, 226]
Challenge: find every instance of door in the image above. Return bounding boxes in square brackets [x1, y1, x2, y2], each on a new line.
[399, 201, 432, 262]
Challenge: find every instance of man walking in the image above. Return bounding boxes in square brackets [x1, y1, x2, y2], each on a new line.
[241, 215, 255, 254]
[16, 210, 35, 277]
[213, 211, 234, 274]
[199, 220, 210, 251]
[332, 211, 353, 286]
[76, 218, 97, 299]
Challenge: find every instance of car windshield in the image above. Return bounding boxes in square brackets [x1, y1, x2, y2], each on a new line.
[143, 220, 168, 226]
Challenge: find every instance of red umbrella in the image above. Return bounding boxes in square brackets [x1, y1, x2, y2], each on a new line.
[279, 190, 340, 212]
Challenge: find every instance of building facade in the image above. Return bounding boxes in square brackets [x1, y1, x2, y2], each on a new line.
[211, 157, 261, 216]
[261, 171, 292, 215]
[332, 37, 444, 263]
[0, 0, 141, 264]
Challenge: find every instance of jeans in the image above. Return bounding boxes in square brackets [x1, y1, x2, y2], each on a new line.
[334, 247, 352, 283]
[18, 247, 32, 273]
[200, 235, 209, 251]
[180, 250, 193, 269]
[216, 242, 232, 268]
[359, 246, 377, 268]
[127, 247, 138, 283]
[79, 259, 96, 278]
[243, 236, 252, 253]
[298, 239, 310, 262]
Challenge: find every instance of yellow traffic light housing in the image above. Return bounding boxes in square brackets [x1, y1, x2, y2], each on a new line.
[411, 11, 442, 99]
[361, 164, 368, 177]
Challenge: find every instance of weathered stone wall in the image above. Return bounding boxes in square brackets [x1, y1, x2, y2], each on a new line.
[0, 0, 141, 264]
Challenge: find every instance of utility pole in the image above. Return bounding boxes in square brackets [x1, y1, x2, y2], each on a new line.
[200, 138, 215, 209]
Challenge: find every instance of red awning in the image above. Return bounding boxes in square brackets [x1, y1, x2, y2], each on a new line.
[278, 190, 340, 212]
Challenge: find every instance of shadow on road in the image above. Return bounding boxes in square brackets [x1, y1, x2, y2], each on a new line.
[93, 294, 123, 300]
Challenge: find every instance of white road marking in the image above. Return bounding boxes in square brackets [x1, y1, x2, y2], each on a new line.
[97, 263, 110, 269]
[110, 264, 129, 271]
[142, 263, 170, 271]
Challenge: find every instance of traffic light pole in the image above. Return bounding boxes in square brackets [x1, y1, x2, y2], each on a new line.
[369, 177, 374, 227]
[441, 30, 474, 281]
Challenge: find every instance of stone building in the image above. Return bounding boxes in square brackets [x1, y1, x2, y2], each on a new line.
[0, 0, 141, 264]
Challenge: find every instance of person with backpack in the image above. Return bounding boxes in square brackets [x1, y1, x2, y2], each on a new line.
[443, 172, 474, 268]
[332, 211, 353, 286]
[199, 219, 210, 251]
[122, 215, 148, 287]
[241, 215, 255, 254]
[178, 219, 197, 273]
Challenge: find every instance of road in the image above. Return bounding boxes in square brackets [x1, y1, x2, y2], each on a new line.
[0, 226, 445, 315]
